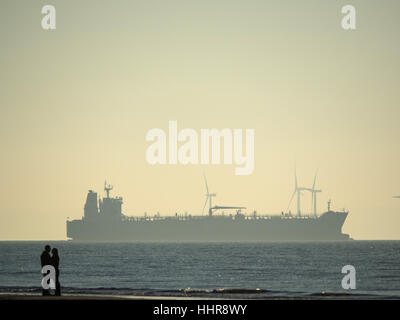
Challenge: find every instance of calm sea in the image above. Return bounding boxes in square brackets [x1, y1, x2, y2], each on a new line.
[0, 241, 399, 299]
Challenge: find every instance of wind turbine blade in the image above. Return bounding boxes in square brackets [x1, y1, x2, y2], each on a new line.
[286, 190, 296, 212]
[203, 174, 209, 194]
[202, 197, 208, 214]
[312, 169, 318, 190]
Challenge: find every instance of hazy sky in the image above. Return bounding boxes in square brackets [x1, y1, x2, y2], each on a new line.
[1, 0, 399, 240]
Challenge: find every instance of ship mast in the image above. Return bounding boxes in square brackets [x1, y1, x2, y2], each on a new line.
[104, 181, 113, 198]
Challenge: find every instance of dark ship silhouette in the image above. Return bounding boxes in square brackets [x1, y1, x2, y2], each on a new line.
[67, 175, 351, 241]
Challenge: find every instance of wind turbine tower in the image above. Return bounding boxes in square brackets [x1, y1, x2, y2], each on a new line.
[287, 168, 308, 217]
[202, 175, 217, 216]
[308, 171, 322, 217]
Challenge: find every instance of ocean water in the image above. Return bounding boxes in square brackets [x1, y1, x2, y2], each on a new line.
[0, 241, 399, 299]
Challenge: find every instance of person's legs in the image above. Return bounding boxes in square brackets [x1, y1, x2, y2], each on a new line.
[55, 271, 61, 296]
[55, 281, 61, 296]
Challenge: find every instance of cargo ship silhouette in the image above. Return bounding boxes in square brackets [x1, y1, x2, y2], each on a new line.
[67, 175, 351, 241]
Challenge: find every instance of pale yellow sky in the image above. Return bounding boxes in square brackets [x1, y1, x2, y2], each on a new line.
[0, 0, 399, 240]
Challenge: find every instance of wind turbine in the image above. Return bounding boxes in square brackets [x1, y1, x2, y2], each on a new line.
[287, 168, 308, 216]
[307, 171, 322, 217]
[202, 175, 216, 216]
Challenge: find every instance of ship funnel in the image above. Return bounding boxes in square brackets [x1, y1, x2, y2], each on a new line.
[84, 190, 99, 220]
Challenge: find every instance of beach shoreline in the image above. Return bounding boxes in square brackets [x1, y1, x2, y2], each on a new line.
[0, 293, 233, 300]
[1, 293, 396, 300]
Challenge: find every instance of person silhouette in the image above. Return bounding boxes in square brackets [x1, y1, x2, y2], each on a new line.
[40, 245, 52, 296]
[51, 248, 61, 296]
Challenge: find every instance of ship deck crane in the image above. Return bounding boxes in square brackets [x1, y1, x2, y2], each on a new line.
[210, 205, 247, 216]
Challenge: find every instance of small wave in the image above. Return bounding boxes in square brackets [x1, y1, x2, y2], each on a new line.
[308, 291, 380, 298]
[0, 285, 271, 297]
[310, 292, 351, 297]
[0, 286, 42, 294]
[180, 287, 269, 294]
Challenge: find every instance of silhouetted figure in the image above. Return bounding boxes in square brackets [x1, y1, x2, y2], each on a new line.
[51, 248, 61, 296]
[40, 245, 52, 296]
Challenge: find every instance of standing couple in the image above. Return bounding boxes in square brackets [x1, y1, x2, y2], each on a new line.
[40, 244, 61, 296]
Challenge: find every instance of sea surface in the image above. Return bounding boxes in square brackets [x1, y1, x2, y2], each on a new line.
[0, 241, 399, 299]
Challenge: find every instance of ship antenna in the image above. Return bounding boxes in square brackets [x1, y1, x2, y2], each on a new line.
[104, 180, 113, 198]
[328, 199, 331, 212]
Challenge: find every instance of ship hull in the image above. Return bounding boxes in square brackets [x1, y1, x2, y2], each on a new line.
[67, 211, 350, 242]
